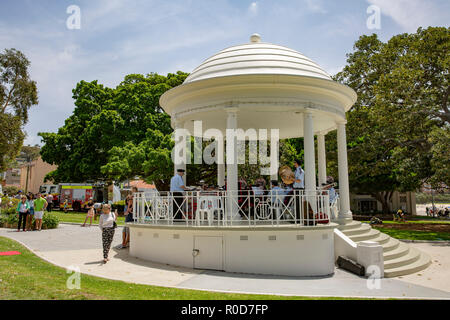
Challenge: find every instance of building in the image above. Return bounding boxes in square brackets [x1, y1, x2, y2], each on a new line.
[350, 191, 417, 215]
[19, 156, 57, 194]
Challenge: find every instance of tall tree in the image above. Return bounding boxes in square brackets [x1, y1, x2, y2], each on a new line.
[39, 72, 188, 187]
[330, 27, 449, 212]
[0, 48, 38, 171]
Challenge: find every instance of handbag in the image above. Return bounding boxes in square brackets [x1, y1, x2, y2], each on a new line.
[112, 212, 117, 228]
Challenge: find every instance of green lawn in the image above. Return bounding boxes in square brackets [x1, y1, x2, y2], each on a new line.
[48, 210, 126, 226]
[0, 236, 375, 300]
[371, 226, 450, 241]
[362, 220, 450, 224]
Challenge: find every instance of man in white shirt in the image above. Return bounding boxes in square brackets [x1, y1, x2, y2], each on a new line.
[293, 159, 305, 189]
[170, 169, 188, 220]
[293, 159, 304, 221]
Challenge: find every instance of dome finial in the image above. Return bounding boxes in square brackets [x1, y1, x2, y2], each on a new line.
[250, 33, 261, 43]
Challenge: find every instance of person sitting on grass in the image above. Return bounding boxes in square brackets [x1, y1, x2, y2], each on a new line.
[393, 208, 406, 222]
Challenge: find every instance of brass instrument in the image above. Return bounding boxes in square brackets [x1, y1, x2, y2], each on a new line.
[279, 165, 295, 185]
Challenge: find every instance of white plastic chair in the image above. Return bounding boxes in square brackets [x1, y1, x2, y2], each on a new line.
[196, 196, 224, 225]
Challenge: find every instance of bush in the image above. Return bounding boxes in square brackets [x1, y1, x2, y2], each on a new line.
[112, 200, 126, 215]
[1, 196, 19, 211]
[0, 212, 59, 230]
[0, 215, 7, 227]
[2, 207, 16, 216]
[42, 213, 59, 229]
[6, 214, 18, 228]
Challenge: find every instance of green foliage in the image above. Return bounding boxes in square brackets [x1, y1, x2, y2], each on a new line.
[415, 192, 450, 204]
[39, 72, 188, 186]
[2, 186, 19, 196]
[42, 212, 59, 229]
[0, 212, 59, 229]
[332, 27, 450, 211]
[0, 48, 38, 171]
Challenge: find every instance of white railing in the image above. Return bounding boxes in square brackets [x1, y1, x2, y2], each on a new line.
[132, 189, 333, 227]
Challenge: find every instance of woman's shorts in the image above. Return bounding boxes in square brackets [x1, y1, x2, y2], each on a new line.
[29, 208, 35, 215]
[34, 211, 44, 219]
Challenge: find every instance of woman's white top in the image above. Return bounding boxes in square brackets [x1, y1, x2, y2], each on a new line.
[99, 212, 115, 230]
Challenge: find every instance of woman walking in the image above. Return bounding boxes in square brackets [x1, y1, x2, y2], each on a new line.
[99, 204, 117, 263]
[82, 200, 95, 227]
[16, 195, 29, 232]
[26, 194, 35, 231]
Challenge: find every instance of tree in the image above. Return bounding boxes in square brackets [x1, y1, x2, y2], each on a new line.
[331, 27, 449, 212]
[39, 72, 188, 187]
[0, 48, 38, 171]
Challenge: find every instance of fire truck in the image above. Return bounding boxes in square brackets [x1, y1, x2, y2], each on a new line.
[39, 183, 107, 211]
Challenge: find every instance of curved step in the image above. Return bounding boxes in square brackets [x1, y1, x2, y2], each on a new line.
[384, 247, 421, 269]
[349, 229, 380, 242]
[337, 220, 362, 231]
[384, 252, 432, 278]
[341, 223, 372, 236]
[383, 242, 410, 261]
[381, 238, 400, 252]
[367, 232, 390, 245]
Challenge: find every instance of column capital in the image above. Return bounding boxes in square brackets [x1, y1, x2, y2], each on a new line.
[224, 104, 239, 113]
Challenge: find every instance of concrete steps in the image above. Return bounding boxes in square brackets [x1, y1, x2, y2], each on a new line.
[384, 252, 432, 278]
[336, 221, 432, 278]
[384, 242, 410, 261]
[348, 228, 380, 242]
[341, 223, 372, 236]
[384, 247, 421, 270]
[382, 238, 400, 252]
[337, 220, 362, 231]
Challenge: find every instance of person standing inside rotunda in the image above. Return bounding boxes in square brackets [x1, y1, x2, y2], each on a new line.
[170, 169, 188, 220]
[293, 159, 304, 221]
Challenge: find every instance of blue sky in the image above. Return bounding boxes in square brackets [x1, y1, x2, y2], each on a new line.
[0, 0, 449, 146]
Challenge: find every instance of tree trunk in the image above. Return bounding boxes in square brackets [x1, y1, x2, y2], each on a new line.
[154, 179, 169, 191]
[373, 191, 393, 214]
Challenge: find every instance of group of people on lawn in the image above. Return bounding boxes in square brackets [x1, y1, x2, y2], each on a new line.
[15, 192, 49, 232]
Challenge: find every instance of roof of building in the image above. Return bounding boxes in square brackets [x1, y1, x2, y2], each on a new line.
[184, 33, 332, 84]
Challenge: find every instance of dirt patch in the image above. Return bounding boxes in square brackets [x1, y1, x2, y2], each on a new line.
[372, 223, 450, 233]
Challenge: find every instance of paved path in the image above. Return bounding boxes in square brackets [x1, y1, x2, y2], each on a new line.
[1, 224, 449, 299]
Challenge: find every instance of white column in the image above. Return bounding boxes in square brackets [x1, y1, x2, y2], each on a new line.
[173, 120, 187, 184]
[317, 133, 327, 186]
[270, 139, 279, 181]
[226, 108, 240, 221]
[303, 112, 316, 191]
[217, 137, 225, 187]
[337, 121, 352, 220]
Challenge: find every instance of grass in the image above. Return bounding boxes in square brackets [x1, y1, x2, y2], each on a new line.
[47, 210, 126, 226]
[371, 226, 450, 241]
[0, 236, 374, 300]
[362, 219, 450, 225]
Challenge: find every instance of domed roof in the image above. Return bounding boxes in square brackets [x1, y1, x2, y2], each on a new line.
[184, 34, 332, 84]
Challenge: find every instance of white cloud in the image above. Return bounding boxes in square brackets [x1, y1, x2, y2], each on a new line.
[248, 2, 259, 16]
[367, 0, 449, 32]
[304, 0, 327, 14]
